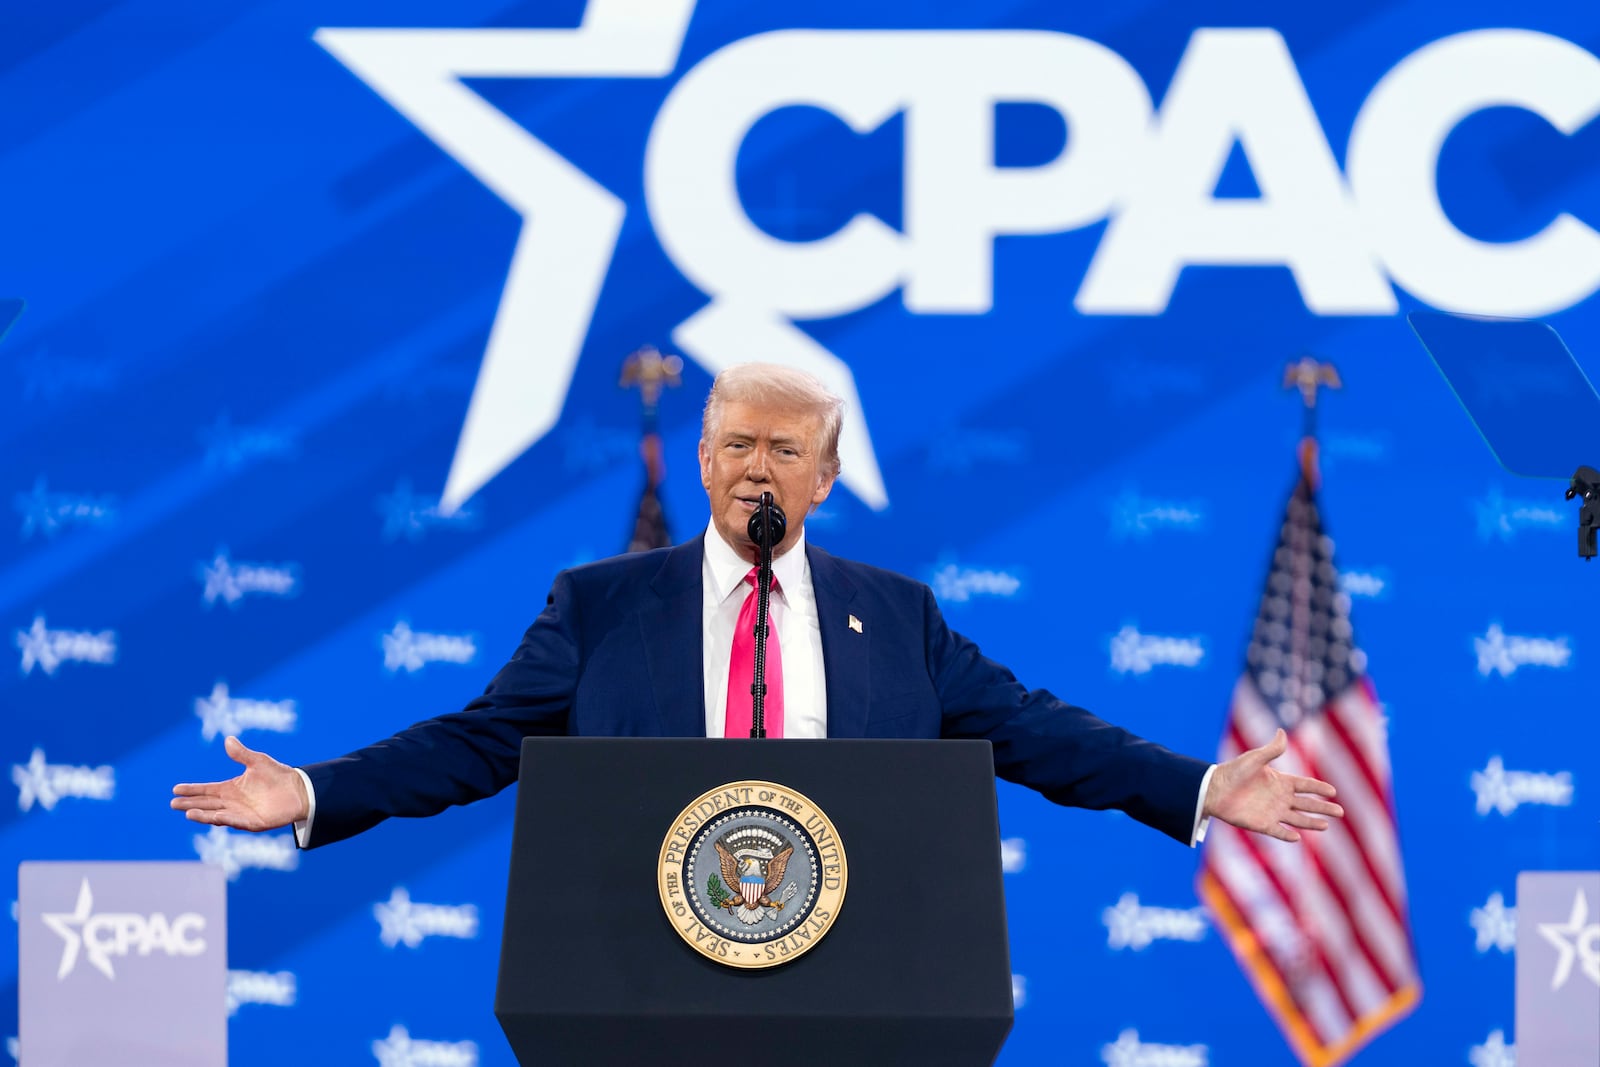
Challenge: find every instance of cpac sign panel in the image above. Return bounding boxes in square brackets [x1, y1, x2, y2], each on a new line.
[17, 862, 227, 1067]
[1515, 871, 1600, 1067]
[316, 3, 1600, 515]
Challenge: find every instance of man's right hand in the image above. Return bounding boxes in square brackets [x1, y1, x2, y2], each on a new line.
[170, 736, 309, 832]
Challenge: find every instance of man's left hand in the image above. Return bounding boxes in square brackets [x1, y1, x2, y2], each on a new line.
[1203, 728, 1343, 842]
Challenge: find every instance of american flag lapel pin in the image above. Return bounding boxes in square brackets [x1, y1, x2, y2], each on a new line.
[848, 614, 863, 634]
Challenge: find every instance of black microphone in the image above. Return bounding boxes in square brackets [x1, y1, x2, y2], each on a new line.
[747, 493, 785, 737]
[747, 494, 787, 548]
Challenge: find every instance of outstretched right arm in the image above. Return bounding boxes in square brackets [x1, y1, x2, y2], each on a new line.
[170, 569, 584, 847]
[170, 736, 310, 831]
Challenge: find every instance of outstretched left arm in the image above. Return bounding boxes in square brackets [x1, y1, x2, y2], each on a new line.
[1202, 728, 1344, 842]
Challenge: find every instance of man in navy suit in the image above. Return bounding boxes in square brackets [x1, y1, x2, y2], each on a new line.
[174, 364, 1342, 850]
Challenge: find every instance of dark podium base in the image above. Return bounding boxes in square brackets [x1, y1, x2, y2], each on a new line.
[495, 738, 1014, 1067]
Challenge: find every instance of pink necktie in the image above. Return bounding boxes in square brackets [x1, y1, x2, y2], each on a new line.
[725, 567, 783, 739]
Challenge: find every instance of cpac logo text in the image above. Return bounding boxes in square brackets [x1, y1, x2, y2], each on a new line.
[227, 969, 297, 1014]
[16, 615, 116, 676]
[315, 6, 1600, 514]
[1471, 756, 1574, 816]
[379, 480, 482, 542]
[383, 621, 477, 673]
[1476, 488, 1565, 542]
[1110, 490, 1205, 540]
[1111, 625, 1205, 675]
[1339, 570, 1388, 600]
[195, 682, 297, 742]
[930, 561, 1022, 604]
[14, 478, 116, 541]
[12, 748, 115, 813]
[198, 549, 300, 608]
[651, 25, 1600, 322]
[372, 1025, 479, 1067]
[374, 887, 480, 949]
[193, 825, 300, 881]
[1103, 893, 1208, 951]
[42, 879, 205, 980]
[1474, 623, 1572, 678]
[1101, 1029, 1209, 1067]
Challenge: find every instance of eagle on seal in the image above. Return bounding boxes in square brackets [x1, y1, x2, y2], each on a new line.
[715, 840, 794, 925]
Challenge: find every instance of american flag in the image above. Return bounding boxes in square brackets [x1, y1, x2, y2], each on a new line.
[1197, 467, 1421, 1067]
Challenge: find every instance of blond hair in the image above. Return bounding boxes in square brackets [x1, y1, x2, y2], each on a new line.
[701, 364, 844, 478]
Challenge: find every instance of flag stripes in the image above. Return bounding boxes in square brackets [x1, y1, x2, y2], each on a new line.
[1199, 473, 1420, 1066]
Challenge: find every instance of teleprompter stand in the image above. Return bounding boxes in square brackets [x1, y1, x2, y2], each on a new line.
[494, 738, 1014, 1067]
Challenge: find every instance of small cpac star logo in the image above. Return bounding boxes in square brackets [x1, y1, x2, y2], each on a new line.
[15, 615, 117, 676]
[197, 549, 299, 608]
[41, 879, 107, 979]
[1474, 623, 1571, 678]
[11, 748, 115, 813]
[1470, 891, 1516, 954]
[378, 479, 482, 542]
[194, 682, 298, 742]
[374, 887, 480, 949]
[1468, 1029, 1515, 1067]
[371, 1025, 479, 1067]
[1102, 892, 1208, 951]
[1538, 888, 1600, 991]
[1470, 756, 1574, 816]
[382, 621, 477, 673]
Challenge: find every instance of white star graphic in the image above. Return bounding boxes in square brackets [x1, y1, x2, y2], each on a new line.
[374, 887, 417, 948]
[1475, 624, 1515, 677]
[382, 622, 418, 673]
[372, 1025, 414, 1067]
[1537, 887, 1600, 990]
[198, 551, 241, 607]
[314, 1, 692, 516]
[15, 477, 58, 540]
[1468, 1029, 1515, 1067]
[16, 616, 56, 676]
[12, 748, 54, 812]
[195, 682, 234, 742]
[1470, 891, 1517, 953]
[1471, 757, 1513, 816]
[193, 825, 241, 880]
[1103, 893, 1145, 950]
[314, 0, 886, 515]
[378, 481, 429, 542]
[41, 878, 114, 979]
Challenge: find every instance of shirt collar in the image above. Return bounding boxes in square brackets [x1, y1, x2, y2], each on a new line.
[703, 520, 808, 604]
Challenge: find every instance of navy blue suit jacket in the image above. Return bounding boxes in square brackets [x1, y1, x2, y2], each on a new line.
[304, 536, 1209, 847]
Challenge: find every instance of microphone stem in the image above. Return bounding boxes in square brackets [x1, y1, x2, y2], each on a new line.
[751, 497, 775, 738]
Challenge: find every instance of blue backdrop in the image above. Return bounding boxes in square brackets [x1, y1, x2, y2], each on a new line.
[4, 2, 1599, 1065]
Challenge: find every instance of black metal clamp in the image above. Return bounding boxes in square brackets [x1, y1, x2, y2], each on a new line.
[1567, 466, 1599, 560]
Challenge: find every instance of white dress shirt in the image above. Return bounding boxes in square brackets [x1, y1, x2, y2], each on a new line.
[701, 521, 826, 739]
[295, 526, 1213, 846]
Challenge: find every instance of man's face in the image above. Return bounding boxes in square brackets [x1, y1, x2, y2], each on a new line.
[699, 399, 836, 561]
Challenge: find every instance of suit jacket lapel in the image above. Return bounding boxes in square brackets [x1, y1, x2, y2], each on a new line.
[807, 543, 868, 738]
[640, 536, 706, 737]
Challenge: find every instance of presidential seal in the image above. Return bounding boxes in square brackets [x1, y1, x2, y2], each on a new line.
[658, 780, 847, 969]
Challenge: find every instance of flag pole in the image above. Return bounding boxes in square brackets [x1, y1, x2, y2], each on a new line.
[1282, 356, 1342, 488]
[620, 345, 683, 552]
